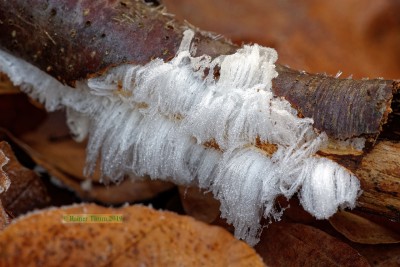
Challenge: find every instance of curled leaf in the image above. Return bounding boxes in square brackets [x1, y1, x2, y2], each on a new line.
[0, 141, 50, 216]
[329, 211, 400, 244]
[0, 148, 9, 194]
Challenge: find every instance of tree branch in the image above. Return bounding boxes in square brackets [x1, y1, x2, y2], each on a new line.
[0, 0, 399, 220]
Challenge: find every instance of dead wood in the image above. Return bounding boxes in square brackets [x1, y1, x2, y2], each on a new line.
[0, 0, 399, 220]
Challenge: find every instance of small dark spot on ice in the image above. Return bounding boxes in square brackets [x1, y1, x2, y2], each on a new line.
[213, 66, 221, 80]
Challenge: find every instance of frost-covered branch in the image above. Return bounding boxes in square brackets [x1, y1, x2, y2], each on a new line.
[0, 0, 399, 244]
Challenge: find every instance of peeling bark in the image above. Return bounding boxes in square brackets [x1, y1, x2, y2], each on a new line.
[0, 0, 399, 220]
[273, 65, 396, 145]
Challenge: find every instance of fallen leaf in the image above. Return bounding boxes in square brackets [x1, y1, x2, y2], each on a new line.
[0, 147, 9, 194]
[0, 204, 265, 267]
[0, 73, 19, 95]
[329, 211, 400, 244]
[352, 244, 400, 267]
[20, 111, 97, 180]
[255, 222, 370, 267]
[0, 141, 50, 217]
[179, 186, 220, 224]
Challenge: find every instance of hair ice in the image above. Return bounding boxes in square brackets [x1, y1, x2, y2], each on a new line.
[0, 30, 360, 245]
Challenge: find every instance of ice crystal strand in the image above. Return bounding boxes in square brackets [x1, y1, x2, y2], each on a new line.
[0, 30, 360, 245]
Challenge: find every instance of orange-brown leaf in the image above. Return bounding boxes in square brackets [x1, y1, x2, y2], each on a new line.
[0, 204, 265, 267]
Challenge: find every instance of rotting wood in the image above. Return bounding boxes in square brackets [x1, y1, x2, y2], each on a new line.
[273, 65, 397, 146]
[0, 0, 399, 220]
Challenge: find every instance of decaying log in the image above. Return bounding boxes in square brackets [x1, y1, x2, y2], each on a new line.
[273, 65, 398, 145]
[355, 141, 400, 219]
[0, 0, 399, 220]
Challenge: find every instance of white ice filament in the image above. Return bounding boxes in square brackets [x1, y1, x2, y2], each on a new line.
[0, 30, 360, 245]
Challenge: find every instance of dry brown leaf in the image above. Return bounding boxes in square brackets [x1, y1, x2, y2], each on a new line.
[0, 73, 19, 95]
[0, 139, 14, 229]
[79, 179, 174, 204]
[255, 222, 370, 267]
[353, 244, 400, 267]
[28, 149, 174, 205]
[20, 111, 97, 180]
[179, 186, 220, 224]
[0, 203, 265, 267]
[178, 187, 244, 233]
[329, 211, 400, 244]
[0, 146, 9, 194]
[0, 141, 50, 217]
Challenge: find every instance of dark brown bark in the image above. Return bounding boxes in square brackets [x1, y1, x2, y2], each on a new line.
[0, 0, 399, 220]
[0, 0, 234, 85]
[1, 0, 396, 143]
[273, 65, 397, 145]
